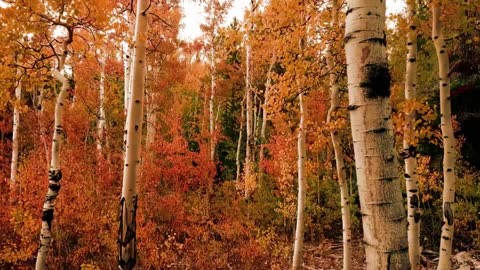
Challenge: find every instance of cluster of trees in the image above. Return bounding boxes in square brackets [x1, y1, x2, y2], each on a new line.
[0, 0, 479, 269]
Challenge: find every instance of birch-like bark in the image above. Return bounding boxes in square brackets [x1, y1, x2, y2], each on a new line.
[345, 0, 409, 268]
[326, 1, 352, 269]
[10, 65, 22, 184]
[432, 2, 456, 269]
[404, 0, 420, 268]
[259, 53, 275, 166]
[97, 53, 106, 157]
[292, 93, 306, 270]
[236, 98, 245, 183]
[244, 36, 254, 197]
[35, 38, 71, 270]
[118, 0, 149, 268]
[209, 45, 216, 161]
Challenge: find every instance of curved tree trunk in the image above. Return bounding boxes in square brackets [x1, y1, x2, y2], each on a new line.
[432, 2, 456, 269]
[326, 1, 352, 269]
[292, 92, 306, 270]
[35, 39, 71, 270]
[118, 0, 149, 268]
[344, 0, 409, 268]
[404, 0, 420, 268]
[10, 65, 22, 185]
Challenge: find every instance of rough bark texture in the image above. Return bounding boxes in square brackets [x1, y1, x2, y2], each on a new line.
[10, 65, 22, 184]
[35, 39, 71, 270]
[432, 2, 456, 269]
[327, 1, 352, 269]
[344, 0, 409, 269]
[404, 0, 421, 268]
[292, 93, 306, 270]
[118, 0, 149, 268]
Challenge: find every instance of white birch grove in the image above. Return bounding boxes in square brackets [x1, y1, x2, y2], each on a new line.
[292, 92, 306, 270]
[344, 0, 409, 268]
[404, 0, 420, 268]
[118, 0, 149, 268]
[35, 36, 72, 270]
[10, 64, 22, 184]
[432, 2, 456, 269]
[326, 1, 352, 269]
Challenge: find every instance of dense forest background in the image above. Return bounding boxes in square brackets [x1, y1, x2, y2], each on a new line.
[0, 0, 479, 269]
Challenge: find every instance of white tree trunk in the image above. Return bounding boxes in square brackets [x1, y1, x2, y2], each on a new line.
[209, 46, 216, 161]
[10, 65, 22, 185]
[259, 53, 275, 166]
[292, 93, 306, 270]
[433, 2, 456, 269]
[345, 1, 409, 268]
[244, 39, 253, 197]
[404, 0, 420, 268]
[236, 98, 245, 183]
[118, 0, 149, 268]
[97, 53, 106, 157]
[35, 39, 71, 270]
[326, 1, 352, 269]
[124, 17, 135, 112]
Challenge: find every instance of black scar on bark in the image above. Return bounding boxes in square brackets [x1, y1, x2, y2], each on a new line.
[410, 194, 419, 208]
[414, 212, 421, 223]
[49, 170, 62, 182]
[48, 183, 61, 192]
[444, 202, 454, 225]
[42, 209, 54, 228]
[360, 63, 391, 98]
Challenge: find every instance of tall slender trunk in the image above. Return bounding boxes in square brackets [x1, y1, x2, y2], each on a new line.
[97, 53, 106, 158]
[259, 53, 276, 167]
[145, 91, 156, 149]
[124, 17, 135, 112]
[292, 93, 306, 270]
[326, 1, 352, 269]
[209, 45, 216, 162]
[344, 1, 409, 268]
[10, 65, 22, 185]
[244, 38, 253, 197]
[432, 2, 456, 269]
[404, 0, 420, 268]
[236, 98, 245, 184]
[35, 38, 71, 270]
[118, 0, 149, 268]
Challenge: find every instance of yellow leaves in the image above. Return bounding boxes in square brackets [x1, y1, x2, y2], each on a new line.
[80, 263, 100, 270]
[416, 155, 442, 203]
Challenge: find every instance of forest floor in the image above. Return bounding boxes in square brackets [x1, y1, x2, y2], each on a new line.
[302, 238, 480, 269]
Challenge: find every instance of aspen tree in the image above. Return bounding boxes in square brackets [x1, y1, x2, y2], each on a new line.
[35, 34, 72, 270]
[432, 1, 456, 269]
[259, 53, 276, 166]
[118, 0, 149, 268]
[404, 0, 420, 268]
[97, 51, 106, 157]
[236, 98, 245, 183]
[244, 35, 253, 197]
[292, 92, 306, 270]
[344, 0, 409, 268]
[326, 1, 352, 269]
[10, 63, 22, 184]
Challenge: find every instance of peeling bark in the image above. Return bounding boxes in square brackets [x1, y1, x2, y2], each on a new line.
[432, 2, 456, 269]
[118, 0, 149, 268]
[344, 0, 409, 268]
